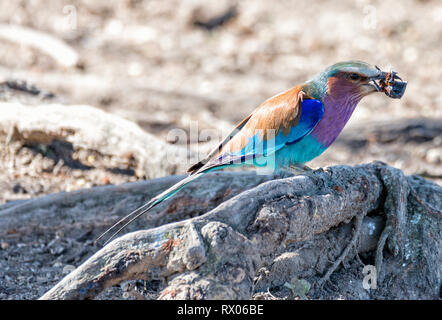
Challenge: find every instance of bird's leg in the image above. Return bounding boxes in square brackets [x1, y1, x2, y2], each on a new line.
[288, 164, 320, 182]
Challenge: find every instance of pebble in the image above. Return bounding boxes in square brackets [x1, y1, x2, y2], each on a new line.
[1, 241, 10, 250]
[50, 246, 66, 256]
[426, 148, 441, 164]
[62, 265, 76, 274]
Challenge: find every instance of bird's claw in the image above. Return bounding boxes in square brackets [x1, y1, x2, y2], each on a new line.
[288, 165, 321, 183]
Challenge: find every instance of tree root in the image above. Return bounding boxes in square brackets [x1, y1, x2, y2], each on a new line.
[27, 162, 441, 299]
[374, 163, 441, 284]
[375, 225, 391, 283]
[317, 214, 365, 287]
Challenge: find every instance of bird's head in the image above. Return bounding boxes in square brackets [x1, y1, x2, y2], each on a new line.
[305, 61, 407, 102]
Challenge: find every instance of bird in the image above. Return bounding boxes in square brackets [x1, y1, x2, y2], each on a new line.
[96, 60, 406, 245]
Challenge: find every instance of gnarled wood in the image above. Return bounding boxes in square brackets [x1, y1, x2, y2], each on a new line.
[35, 162, 441, 300]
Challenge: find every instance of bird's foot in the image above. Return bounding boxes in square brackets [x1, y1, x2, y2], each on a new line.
[288, 165, 321, 183]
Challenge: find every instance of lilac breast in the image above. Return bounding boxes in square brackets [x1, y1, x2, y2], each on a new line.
[310, 93, 361, 148]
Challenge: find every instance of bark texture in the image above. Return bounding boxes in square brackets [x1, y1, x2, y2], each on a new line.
[21, 162, 440, 300]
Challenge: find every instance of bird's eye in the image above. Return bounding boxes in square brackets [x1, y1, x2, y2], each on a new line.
[349, 73, 360, 80]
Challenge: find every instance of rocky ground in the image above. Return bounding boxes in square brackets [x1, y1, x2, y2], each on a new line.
[0, 0, 440, 300]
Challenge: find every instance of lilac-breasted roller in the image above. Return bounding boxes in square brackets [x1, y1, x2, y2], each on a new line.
[97, 60, 406, 244]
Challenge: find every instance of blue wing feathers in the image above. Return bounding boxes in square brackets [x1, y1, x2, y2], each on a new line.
[238, 98, 323, 155]
[205, 98, 324, 170]
[285, 99, 324, 145]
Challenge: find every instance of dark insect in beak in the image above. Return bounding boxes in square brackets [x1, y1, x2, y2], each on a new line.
[371, 66, 407, 99]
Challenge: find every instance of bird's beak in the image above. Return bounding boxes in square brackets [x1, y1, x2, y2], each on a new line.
[368, 67, 407, 99]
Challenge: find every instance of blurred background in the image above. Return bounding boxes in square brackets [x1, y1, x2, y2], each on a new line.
[0, 0, 441, 203]
[0, 0, 441, 301]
